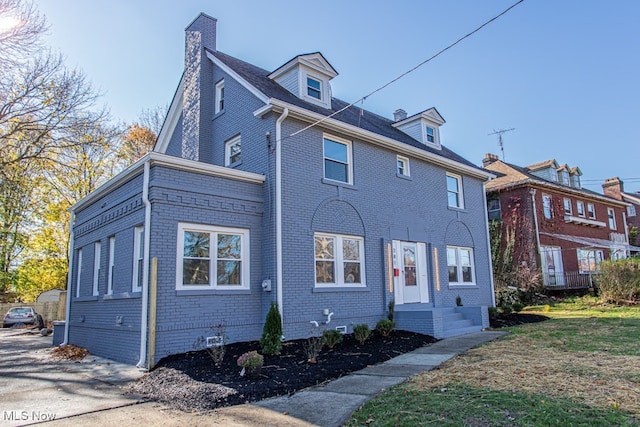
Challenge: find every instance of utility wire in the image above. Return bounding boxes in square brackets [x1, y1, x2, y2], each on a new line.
[288, 0, 525, 140]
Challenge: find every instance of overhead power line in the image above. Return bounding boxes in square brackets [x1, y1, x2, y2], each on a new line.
[288, 0, 525, 140]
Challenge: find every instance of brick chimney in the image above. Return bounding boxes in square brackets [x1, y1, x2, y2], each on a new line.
[182, 13, 217, 161]
[602, 177, 624, 200]
[482, 153, 500, 167]
[393, 109, 407, 122]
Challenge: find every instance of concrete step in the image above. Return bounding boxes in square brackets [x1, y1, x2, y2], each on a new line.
[441, 324, 483, 338]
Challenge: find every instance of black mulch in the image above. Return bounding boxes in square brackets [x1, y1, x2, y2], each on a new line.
[134, 331, 436, 411]
[489, 313, 550, 328]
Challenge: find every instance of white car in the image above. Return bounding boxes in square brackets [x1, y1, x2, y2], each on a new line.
[3, 307, 38, 328]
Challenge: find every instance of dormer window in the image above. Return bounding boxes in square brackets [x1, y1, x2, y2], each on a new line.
[307, 77, 322, 100]
[426, 126, 435, 143]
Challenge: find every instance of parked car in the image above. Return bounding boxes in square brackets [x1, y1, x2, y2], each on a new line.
[3, 307, 38, 328]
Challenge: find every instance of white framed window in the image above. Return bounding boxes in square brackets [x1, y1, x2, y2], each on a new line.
[177, 223, 250, 290]
[551, 168, 558, 182]
[577, 248, 604, 273]
[559, 170, 570, 185]
[542, 194, 552, 219]
[107, 236, 115, 295]
[607, 207, 616, 229]
[426, 126, 435, 143]
[587, 203, 596, 219]
[225, 135, 241, 166]
[447, 246, 475, 285]
[576, 201, 585, 217]
[446, 173, 464, 209]
[563, 198, 572, 215]
[397, 155, 410, 177]
[306, 76, 322, 100]
[132, 226, 144, 292]
[76, 248, 83, 298]
[323, 135, 352, 184]
[488, 197, 501, 221]
[628, 205, 637, 217]
[314, 233, 365, 287]
[215, 80, 225, 114]
[92, 242, 101, 297]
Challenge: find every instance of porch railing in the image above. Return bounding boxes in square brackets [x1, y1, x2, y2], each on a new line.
[543, 271, 597, 290]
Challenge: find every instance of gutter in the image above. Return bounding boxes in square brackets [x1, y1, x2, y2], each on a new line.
[275, 108, 289, 320]
[482, 183, 496, 307]
[137, 160, 152, 369]
[62, 211, 75, 346]
[529, 189, 542, 268]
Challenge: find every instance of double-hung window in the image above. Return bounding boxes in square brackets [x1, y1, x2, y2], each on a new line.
[607, 208, 616, 229]
[397, 155, 410, 177]
[542, 194, 552, 219]
[225, 135, 241, 166]
[92, 242, 101, 297]
[587, 203, 596, 219]
[307, 76, 322, 100]
[177, 223, 250, 290]
[563, 198, 572, 215]
[426, 126, 435, 143]
[314, 233, 365, 287]
[107, 236, 115, 295]
[215, 80, 225, 114]
[132, 226, 144, 292]
[576, 201, 585, 217]
[447, 246, 475, 285]
[76, 248, 83, 298]
[446, 173, 463, 208]
[323, 136, 352, 184]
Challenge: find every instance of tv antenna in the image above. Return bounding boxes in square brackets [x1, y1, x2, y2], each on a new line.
[488, 128, 515, 160]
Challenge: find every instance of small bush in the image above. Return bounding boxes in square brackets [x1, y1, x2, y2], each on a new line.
[597, 258, 640, 304]
[322, 329, 343, 349]
[512, 302, 524, 313]
[353, 323, 371, 344]
[375, 319, 395, 337]
[260, 303, 282, 356]
[488, 306, 498, 319]
[304, 335, 323, 363]
[237, 350, 264, 369]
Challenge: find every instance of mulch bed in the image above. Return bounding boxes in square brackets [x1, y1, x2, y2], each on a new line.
[489, 313, 550, 328]
[127, 330, 436, 412]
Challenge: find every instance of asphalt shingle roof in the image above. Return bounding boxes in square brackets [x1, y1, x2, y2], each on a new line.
[210, 50, 483, 172]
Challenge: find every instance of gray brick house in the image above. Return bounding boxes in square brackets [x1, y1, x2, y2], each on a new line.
[64, 13, 496, 367]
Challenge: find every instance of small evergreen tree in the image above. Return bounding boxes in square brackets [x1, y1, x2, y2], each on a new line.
[260, 302, 282, 355]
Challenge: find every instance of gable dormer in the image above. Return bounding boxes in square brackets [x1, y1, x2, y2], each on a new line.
[391, 107, 445, 150]
[557, 164, 571, 186]
[570, 166, 582, 188]
[268, 53, 337, 109]
[527, 159, 559, 182]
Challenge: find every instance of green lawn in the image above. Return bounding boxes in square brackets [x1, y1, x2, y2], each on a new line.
[345, 297, 640, 427]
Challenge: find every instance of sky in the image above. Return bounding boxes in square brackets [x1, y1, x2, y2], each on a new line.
[34, 0, 640, 192]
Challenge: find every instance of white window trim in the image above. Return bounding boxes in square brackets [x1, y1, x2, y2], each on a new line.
[176, 223, 250, 291]
[301, 71, 330, 108]
[225, 135, 241, 166]
[76, 248, 83, 298]
[306, 76, 322, 100]
[447, 246, 476, 286]
[577, 248, 604, 273]
[563, 198, 572, 215]
[422, 123, 440, 148]
[542, 194, 552, 219]
[314, 233, 366, 288]
[607, 207, 617, 230]
[107, 236, 115, 295]
[587, 203, 596, 219]
[215, 79, 225, 114]
[397, 155, 410, 177]
[92, 242, 101, 297]
[132, 226, 144, 292]
[446, 172, 464, 209]
[323, 134, 353, 185]
[628, 205, 637, 217]
[576, 201, 585, 217]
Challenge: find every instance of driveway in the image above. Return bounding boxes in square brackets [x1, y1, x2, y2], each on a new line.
[0, 329, 312, 426]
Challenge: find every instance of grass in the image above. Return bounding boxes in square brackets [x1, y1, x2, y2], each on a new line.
[345, 296, 640, 427]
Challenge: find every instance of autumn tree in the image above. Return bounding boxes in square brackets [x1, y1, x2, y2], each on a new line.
[117, 105, 167, 167]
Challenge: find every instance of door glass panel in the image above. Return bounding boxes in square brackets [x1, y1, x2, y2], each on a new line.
[403, 245, 417, 286]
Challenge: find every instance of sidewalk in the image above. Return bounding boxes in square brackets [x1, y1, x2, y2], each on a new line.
[35, 330, 506, 427]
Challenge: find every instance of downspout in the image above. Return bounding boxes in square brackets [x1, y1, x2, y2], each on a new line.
[529, 189, 542, 270]
[275, 108, 289, 321]
[137, 160, 152, 369]
[482, 184, 496, 307]
[623, 211, 629, 257]
[62, 211, 75, 345]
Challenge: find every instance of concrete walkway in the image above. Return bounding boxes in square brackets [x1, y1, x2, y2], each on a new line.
[2, 329, 506, 427]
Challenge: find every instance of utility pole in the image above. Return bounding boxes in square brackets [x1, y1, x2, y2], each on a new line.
[488, 128, 515, 160]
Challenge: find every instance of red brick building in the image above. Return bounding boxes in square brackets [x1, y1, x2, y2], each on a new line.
[602, 177, 640, 251]
[483, 154, 634, 289]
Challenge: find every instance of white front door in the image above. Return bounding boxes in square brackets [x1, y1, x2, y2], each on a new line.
[393, 241, 429, 304]
[540, 246, 565, 286]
